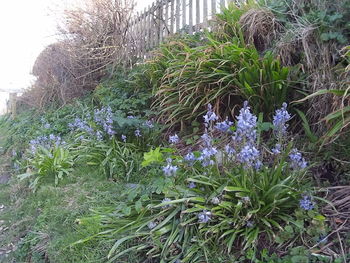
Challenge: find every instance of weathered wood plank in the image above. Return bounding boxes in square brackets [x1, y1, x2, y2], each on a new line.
[164, 0, 169, 37]
[155, 1, 159, 45]
[147, 5, 152, 50]
[189, 0, 193, 34]
[220, 0, 225, 11]
[159, 0, 164, 43]
[175, 0, 180, 32]
[203, 0, 208, 28]
[211, 0, 216, 16]
[151, 3, 155, 48]
[196, 0, 200, 31]
[142, 8, 147, 56]
[182, 0, 186, 32]
[170, 0, 175, 34]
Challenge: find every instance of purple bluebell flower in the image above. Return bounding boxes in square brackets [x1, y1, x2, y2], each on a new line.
[299, 195, 314, 210]
[121, 134, 127, 142]
[225, 145, 236, 156]
[127, 115, 135, 119]
[162, 198, 172, 208]
[94, 107, 115, 136]
[198, 210, 212, 223]
[44, 123, 51, 129]
[199, 146, 217, 167]
[162, 158, 178, 177]
[184, 152, 196, 162]
[242, 196, 250, 204]
[289, 149, 307, 169]
[215, 118, 233, 133]
[238, 144, 260, 168]
[144, 120, 154, 129]
[13, 162, 20, 171]
[254, 160, 263, 170]
[211, 197, 220, 205]
[246, 220, 254, 228]
[273, 103, 291, 137]
[203, 104, 218, 126]
[135, 129, 141, 137]
[96, 131, 103, 141]
[201, 133, 212, 148]
[188, 182, 196, 189]
[29, 133, 64, 154]
[147, 221, 157, 229]
[234, 101, 257, 143]
[69, 118, 94, 135]
[272, 143, 282, 155]
[169, 134, 179, 144]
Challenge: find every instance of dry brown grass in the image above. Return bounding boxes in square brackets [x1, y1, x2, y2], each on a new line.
[239, 8, 281, 51]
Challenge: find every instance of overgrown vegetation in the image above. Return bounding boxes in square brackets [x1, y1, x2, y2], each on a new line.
[0, 0, 349, 262]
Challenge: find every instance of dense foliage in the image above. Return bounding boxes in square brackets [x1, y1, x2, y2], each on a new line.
[0, 1, 349, 263]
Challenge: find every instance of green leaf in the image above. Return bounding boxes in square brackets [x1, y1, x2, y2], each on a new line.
[295, 109, 318, 143]
[141, 147, 164, 167]
[135, 200, 142, 213]
[224, 186, 248, 192]
[17, 173, 34, 180]
[122, 206, 131, 216]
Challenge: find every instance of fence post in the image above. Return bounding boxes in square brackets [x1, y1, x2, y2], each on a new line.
[220, 0, 225, 11]
[189, 0, 193, 34]
[159, 0, 164, 44]
[175, 0, 180, 32]
[154, 1, 159, 46]
[146, 5, 151, 52]
[164, 0, 169, 37]
[211, 0, 216, 17]
[203, 0, 208, 28]
[141, 8, 147, 58]
[170, 0, 175, 34]
[196, 0, 200, 31]
[182, 0, 186, 33]
[9, 93, 17, 119]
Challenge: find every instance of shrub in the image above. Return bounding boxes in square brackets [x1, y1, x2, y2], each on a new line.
[20, 0, 137, 108]
[147, 4, 292, 131]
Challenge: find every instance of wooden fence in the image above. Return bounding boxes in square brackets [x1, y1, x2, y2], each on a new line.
[127, 0, 240, 59]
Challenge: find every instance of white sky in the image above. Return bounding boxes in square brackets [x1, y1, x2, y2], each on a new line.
[0, 0, 156, 113]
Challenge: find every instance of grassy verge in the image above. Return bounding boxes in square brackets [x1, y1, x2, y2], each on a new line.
[0, 128, 129, 263]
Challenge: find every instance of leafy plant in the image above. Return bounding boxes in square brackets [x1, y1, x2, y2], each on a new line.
[77, 138, 142, 181]
[19, 145, 74, 191]
[76, 102, 318, 262]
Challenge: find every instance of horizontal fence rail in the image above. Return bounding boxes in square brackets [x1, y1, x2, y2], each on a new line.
[127, 0, 239, 60]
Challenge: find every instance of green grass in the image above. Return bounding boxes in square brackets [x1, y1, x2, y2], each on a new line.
[0, 137, 131, 263]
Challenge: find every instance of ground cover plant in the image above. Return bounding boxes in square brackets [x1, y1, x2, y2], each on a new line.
[74, 102, 330, 262]
[0, 0, 349, 262]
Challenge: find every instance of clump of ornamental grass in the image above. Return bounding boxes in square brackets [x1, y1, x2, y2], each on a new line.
[75, 102, 321, 262]
[146, 3, 292, 131]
